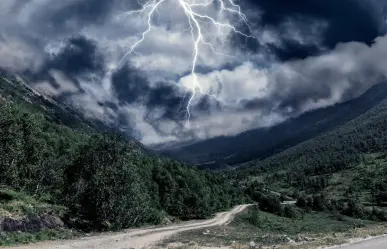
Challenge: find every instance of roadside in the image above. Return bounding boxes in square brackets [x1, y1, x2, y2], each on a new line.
[2, 205, 250, 249]
[0, 188, 78, 246]
[327, 234, 387, 249]
[156, 205, 387, 249]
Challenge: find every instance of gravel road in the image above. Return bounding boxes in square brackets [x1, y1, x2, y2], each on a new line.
[4, 204, 250, 249]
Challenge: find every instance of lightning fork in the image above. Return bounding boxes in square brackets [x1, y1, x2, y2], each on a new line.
[119, 0, 255, 125]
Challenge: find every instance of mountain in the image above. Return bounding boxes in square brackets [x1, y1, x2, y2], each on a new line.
[231, 80, 387, 218]
[0, 70, 108, 133]
[0, 72, 246, 233]
[164, 82, 387, 169]
[0, 71, 150, 152]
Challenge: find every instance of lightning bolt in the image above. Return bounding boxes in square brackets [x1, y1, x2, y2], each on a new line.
[118, 0, 254, 126]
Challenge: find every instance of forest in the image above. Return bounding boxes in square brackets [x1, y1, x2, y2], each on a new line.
[232, 93, 387, 221]
[0, 77, 245, 231]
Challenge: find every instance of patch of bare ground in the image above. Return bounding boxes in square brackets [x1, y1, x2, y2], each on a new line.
[155, 217, 387, 249]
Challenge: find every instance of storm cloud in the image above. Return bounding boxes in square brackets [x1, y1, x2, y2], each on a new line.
[236, 0, 387, 61]
[0, 0, 387, 145]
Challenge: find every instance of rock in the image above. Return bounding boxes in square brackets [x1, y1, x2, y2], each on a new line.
[0, 215, 64, 233]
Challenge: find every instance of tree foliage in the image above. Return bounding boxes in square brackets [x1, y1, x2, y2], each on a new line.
[0, 96, 245, 230]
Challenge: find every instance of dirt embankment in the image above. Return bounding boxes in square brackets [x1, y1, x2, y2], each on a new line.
[0, 215, 64, 233]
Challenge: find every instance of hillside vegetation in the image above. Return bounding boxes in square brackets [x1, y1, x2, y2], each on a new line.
[232, 88, 387, 222]
[160, 93, 387, 247]
[0, 75, 245, 237]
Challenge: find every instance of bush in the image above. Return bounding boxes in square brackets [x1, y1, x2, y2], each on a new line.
[64, 135, 159, 230]
[282, 205, 299, 219]
[248, 204, 261, 226]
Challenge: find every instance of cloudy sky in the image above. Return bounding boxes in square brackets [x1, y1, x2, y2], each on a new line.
[1, 0, 387, 145]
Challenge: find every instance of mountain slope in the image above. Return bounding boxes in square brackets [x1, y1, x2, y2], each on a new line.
[0, 71, 150, 152]
[231, 85, 387, 214]
[0, 73, 246, 235]
[164, 82, 387, 169]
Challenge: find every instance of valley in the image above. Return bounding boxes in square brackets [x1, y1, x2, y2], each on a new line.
[2, 0, 387, 248]
[1, 73, 387, 248]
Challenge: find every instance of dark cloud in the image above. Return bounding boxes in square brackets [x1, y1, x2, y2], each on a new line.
[273, 82, 334, 114]
[241, 98, 269, 111]
[23, 35, 105, 95]
[146, 84, 186, 120]
[239, 36, 387, 118]
[97, 101, 119, 112]
[193, 95, 222, 115]
[258, 0, 381, 44]
[239, 0, 385, 61]
[2, 0, 387, 145]
[33, 0, 116, 35]
[111, 64, 150, 104]
[111, 64, 188, 120]
[53, 0, 114, 23]
[48, 36, 105, 77]
[267, 42, 321, 61]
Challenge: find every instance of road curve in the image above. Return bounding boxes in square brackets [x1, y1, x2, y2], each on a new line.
[5, 204, 251, 249]
[328, 235, 387, 249]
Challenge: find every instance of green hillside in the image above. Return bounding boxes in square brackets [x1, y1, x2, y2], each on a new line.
[232, 90, 387, 220]
[0, 74, 246, 239]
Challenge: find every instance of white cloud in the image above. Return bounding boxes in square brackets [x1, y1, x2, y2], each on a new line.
[179, 62, 269, 105]
[175, 35, 387, 142]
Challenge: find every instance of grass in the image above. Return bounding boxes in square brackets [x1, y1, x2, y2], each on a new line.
[0, 229, 79, 246]
[325, 153, 387, 204]
[0, 188, 67, 218]
[257, 153, 387, 208]
[157, 206, 383, 249]
[233, 207, 373, 234]
[0, 188, 78, 246]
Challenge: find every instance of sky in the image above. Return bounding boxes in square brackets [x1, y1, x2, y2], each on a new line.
[1, 0, 387, 145]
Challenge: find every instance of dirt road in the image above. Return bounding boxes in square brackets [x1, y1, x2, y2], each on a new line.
[5, 204, 250, 249]
[328, 235, 387, 249]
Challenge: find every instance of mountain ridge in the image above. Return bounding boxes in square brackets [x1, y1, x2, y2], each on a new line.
[163, 82, 387, 169]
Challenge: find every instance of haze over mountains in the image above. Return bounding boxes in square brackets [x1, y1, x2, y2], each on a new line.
[162, 82, 387, 168]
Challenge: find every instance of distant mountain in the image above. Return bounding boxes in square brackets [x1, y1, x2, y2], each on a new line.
[0, 70, 149, 151]
[164, 82, 387, 169]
